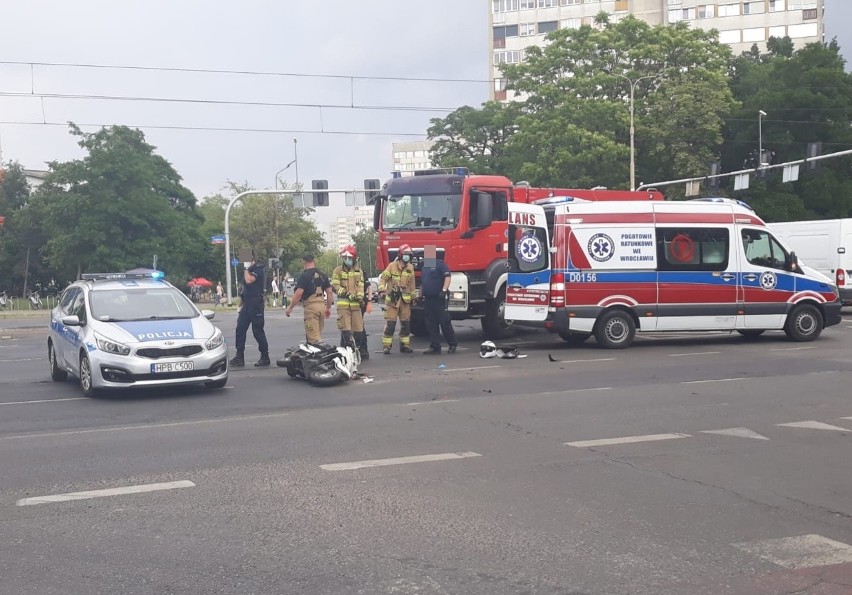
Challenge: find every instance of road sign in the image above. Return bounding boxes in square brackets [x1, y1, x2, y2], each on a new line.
[231, 258, 239, 267]
[211, 234, 226, 244]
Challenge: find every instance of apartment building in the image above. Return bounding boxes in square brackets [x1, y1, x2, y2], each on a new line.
[325, 205, 374, 250]
[489, 0, 824, 100]
[392, 140, 436, 173]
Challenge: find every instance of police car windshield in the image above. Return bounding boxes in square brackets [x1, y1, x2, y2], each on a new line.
[90, 288, 197, 322]
[383, 194, 461, 231]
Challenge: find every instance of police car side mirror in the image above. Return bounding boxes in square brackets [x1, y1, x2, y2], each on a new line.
[62, 315, 81, 327]
[201, 309, 215, 320]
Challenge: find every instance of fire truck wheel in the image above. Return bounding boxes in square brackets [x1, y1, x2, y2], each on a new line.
[481, 288, 515, 340]
[557, 332, 590, 345]
[784, 303, 823, 342]
[594, 310, 635, 349]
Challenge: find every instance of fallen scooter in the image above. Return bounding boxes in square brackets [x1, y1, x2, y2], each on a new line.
[276, 342, 361, 387]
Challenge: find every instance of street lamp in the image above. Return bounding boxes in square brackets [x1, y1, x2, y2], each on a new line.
[608, 72, 664, 191]
[758, 110, 767, 167]
[274, 138, 300, 190]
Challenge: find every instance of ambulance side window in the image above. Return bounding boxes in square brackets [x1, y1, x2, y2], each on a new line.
[656, 227, 729, 271]
[742, 229, 788, 270]
[509, 225, 548, 273]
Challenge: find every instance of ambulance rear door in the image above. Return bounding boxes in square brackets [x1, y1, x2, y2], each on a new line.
[506, 203, 551, 322]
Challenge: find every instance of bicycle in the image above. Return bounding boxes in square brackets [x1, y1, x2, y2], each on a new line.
[27, 291, 44, 310]
[0, 291, 10, 311]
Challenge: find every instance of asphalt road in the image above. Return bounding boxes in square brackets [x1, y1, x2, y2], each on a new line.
[2, 308, 852, 594]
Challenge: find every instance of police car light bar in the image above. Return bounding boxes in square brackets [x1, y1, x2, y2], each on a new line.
[82, 271, 165, 281]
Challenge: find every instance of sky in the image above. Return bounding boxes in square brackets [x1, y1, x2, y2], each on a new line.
[0, 0, 850, 228]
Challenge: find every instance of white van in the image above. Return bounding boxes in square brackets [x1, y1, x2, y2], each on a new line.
[505, 198, 843, 348]
[768, 218, 852, 305]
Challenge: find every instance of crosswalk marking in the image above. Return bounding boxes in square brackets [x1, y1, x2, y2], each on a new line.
[733, 535, 852, 569]
[565, 433, 690, 448]
[776, 421, 851, 432]
[701, 427, 770, 440]
[320, 451, 482, 471]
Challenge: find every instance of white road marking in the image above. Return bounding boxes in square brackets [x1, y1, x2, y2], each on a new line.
[776, 421, 851, 432]
[0, 357, 44, 362]
[669, 351, 720, 357]
[770, 346, 817, 352]
[0, 412, 290, 441]
[439, 366, 499, 373]
[320, 451, 481, 471]
[732, 534, 852, 569]
[681, 377, 748, 385]
[16, 480, 195, 506]
[537, 387, 612, 397]
[0, 397, 88, 406]
[701, 427, 770, 440]
[405, 399, 460, 406]
[565, 433, 690, 448]
[547, 357, 616, 364]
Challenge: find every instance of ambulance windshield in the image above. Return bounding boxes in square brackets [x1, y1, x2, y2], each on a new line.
[383, 194, 462, 231]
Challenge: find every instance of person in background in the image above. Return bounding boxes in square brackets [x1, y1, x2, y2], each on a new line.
[215, 281, 225, 306]
[229, 251, 270, 367]
[285, 254, 333, 344]
[420, 245, 458, 355]
[270, 275, 280, 308]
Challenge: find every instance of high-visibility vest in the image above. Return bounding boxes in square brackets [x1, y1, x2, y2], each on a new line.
[331, 265, 365, 308]
[379, 260, 415, 304]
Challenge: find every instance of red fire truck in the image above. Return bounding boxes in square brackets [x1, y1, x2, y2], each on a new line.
[371, 168, 662, 338]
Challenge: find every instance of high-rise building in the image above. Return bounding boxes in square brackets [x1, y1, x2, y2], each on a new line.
[392, 140, 436, 173]
[489, 0, 824, 100]
[325, 205, 374, 250]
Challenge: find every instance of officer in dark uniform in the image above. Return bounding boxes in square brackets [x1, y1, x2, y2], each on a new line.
[420, 246, 458, 355]
[229, 251, 270, 367]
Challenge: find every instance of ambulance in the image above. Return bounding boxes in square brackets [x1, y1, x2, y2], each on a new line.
[505, 197, 843, 348]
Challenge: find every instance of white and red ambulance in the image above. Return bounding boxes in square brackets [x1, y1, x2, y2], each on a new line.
[505, 197, 843, 348]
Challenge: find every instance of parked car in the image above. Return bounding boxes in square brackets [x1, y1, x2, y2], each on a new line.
[48, 272, 228, 397]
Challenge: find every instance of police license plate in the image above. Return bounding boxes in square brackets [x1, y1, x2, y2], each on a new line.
[151, 361, 195, 373]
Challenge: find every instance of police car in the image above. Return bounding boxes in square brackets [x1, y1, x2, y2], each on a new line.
[47, 272, 228, 397]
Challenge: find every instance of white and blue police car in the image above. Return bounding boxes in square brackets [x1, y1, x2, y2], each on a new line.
[47, 272, 228, 397]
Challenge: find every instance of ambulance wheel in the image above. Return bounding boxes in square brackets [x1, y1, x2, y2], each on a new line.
[594, 310, 635, 349]
[737, 330, 765, 339]
[558, 332, 590, 345]
[784, 304, 823, 342]
[482, 288, 515, 340]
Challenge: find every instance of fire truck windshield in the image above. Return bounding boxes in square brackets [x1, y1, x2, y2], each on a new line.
[382, 194, 461, 231]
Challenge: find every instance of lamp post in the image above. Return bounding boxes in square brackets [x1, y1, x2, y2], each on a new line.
[758, 110, 767, 166]
[274, 139, 300, 190]
[609, 72, 663, 191]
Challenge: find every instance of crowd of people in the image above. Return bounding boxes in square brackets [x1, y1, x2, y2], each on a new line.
[226, 245, 457, 369]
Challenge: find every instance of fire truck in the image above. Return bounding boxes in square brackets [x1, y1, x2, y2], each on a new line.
[371, 168, 662, 338]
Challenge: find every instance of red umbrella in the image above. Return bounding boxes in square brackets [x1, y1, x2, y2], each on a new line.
[188, 277, 213, 287]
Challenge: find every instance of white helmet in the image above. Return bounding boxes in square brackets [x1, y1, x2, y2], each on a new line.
[480, 341, 497, 358]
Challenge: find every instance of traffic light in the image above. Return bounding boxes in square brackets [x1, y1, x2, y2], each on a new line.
[807, 142, 822, 170]
[364, 178, 381, 203]
[312, 180, 329, 207]
[708, 161, 721, 188]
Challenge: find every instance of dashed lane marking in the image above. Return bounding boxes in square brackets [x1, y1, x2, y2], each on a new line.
[0, 357, 44, 362]
[16, 480, 196, 506]
[732, 535, 852, 569]
[565, 433, 690, 448]
[776, 421, 851, 432]
[320, 451, 482, 471]
[404, 399, 460, 406]
[439, 366, 500, 373]
[668, 351, 720, 357]
[0, 412, 290, 441]
[681, 377, 748, 385]
[770, 346, 818, 352]
[701, 427, 770, 440]
[0, 397, 88, 406]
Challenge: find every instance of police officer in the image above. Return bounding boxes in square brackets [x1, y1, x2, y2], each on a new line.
[285, 253, 333, 344]
[331, 245, 369, 360]
[378, 244, 416, 354]
[420, 247, 457, 355]
[229, 251, 270, 367]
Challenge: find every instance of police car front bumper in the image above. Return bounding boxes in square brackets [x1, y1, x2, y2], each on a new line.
[89, 343, 228, 389]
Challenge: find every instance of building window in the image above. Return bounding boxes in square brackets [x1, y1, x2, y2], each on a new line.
[743, 2, 765, 15]
[718, 29, 741, 43]
[742, 27, 766, 43]
[668, 9, 683, 22]
[718, 3, 740, 17]
[789, 1, 817, 8]
[615, 0, 628, 11]
[537, 0, 556, 7]
[520, 0, 536, 9]
[668, 0, 683, 4]
[493, 50, 522, 65]
[538, 20, 558, 34]
[560, 17, 580, 28]
[768, 25, 786, 38]
[519, 22, 537, 36]
[493, 0, 519, 12]
[697, 4, 715, 18]
[768, 0, 785, 11]
[802, 8, 818, 19]
[788, 22, 819, 37]
[560, 0, 581, 5]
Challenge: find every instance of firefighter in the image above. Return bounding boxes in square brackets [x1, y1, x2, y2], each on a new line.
[331, 245, 369, 360]
[378, 243, 416, 354]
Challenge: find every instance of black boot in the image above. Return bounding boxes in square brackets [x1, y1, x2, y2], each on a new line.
[358, 331, 369, 360]
[255, 352, 270, 367]
[229, 353, 245, 367]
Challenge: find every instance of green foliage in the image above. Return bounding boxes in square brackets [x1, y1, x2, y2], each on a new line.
[0, 161, 30, 214]
[26, 125, 207, 282]
[351, 224, 379, 278]
[0, 162, 40, 292]
[315, 249, 340, 276]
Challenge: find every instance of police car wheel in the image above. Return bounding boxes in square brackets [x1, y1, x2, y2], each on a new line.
[594, 310, 635, 349]
[79, 352, 99, 398]
[784, 304, 823, 342]
[48, 341, 68, 381]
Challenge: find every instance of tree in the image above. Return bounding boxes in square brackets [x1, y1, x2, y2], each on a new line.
[351, 224, 379, 279]
[0, 162, 40, 293]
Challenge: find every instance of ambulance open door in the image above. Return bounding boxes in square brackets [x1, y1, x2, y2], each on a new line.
[505, 203, 551, 322]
